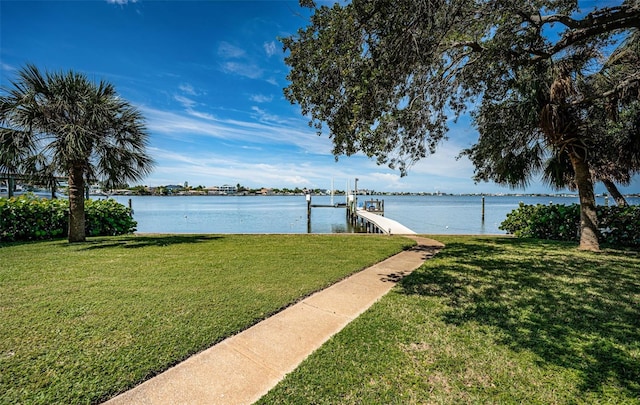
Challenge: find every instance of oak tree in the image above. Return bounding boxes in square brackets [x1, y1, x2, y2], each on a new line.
[283, 0, 640, 250]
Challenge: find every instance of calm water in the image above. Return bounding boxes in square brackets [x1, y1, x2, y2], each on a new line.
[109, 194, 639, 235]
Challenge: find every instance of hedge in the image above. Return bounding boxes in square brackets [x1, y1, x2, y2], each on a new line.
[500, 202, 640, 247]
[0, 194, 136, 242]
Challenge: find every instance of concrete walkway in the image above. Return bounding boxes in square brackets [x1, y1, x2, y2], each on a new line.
[104, 236, 444, 405]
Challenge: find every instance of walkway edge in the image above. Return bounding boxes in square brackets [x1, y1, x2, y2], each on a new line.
[103, 236, 444, 405]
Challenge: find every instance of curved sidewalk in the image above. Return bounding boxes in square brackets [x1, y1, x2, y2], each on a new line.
[104, 236, 444, 405]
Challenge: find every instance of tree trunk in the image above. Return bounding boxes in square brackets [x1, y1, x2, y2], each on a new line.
[568, 151, 600, 251]
[67, 165, 86, 243]
[8, 176, 15, 198]
[602, 178, 628, 207]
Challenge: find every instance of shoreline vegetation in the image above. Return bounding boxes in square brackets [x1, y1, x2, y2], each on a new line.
[2, 180, 638, 199]
[3, 188, 638, 199]
[100, 190, 640, 198]
[1, 234, 638, 404]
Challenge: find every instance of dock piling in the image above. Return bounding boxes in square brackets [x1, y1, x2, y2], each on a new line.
[306, 194, 311, 231]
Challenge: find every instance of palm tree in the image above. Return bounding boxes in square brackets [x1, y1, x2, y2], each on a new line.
[466, 34, 640, 251]
[543, 152, 631, 207]
[0, 64, 154, 242]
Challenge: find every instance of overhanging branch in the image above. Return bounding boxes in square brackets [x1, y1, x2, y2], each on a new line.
[534, 5, 640, 59]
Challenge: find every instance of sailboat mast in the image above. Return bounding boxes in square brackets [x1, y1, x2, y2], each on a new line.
[331, 178, 334, 206]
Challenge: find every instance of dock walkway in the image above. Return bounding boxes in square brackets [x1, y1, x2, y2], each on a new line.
[355, 208, 416, 235]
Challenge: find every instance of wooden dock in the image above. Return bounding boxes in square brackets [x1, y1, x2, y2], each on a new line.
[345, 198, 416, 235]
[354, 208, 417, 235]
[306, 193, 416, 235]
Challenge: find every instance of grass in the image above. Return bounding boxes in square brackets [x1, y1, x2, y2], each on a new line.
[0, 234, 414, 404]
[258, 236, 640, 404]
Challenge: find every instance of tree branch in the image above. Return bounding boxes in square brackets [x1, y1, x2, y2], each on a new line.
[449, 40, 483, 53]
[529, 13, 580, 28]
[571, 72, 640, 106]
[534, 5, 640, 59]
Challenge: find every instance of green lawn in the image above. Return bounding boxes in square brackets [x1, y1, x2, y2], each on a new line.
[0, 234, 414, 404]
[259, 236, 640, 404]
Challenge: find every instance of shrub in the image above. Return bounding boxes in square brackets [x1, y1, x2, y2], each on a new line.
[0, 194, 67, 241]
[598, 205, 640, 247]
[500, 202, 640, 247]
[85, 198, 137, 236]
[0, 194, 136, 242]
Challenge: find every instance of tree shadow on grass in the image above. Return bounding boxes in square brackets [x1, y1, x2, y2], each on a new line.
[77, 234, 224, 250]
[399, 238, 640, 398]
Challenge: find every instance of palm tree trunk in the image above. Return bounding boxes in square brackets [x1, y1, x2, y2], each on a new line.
[49, 178, 57, 200]
[8, 176, 15, 198]
[568, 151, 600, 251]
[602, 178, 628, 207]
[67, 165, 86, 242]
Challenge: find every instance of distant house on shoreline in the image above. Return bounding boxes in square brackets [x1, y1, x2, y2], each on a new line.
[207, 184, 237, 195]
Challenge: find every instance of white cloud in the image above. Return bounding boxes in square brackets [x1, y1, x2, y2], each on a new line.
[174, 95, 196, 108]
[144, 147, 327, 188]
[217, 42, 246, 59]
[141, 106, 333, 154]
[409, 141, 475, 179]
[137, 106, 483, 191]
[266, 77, 279, 86]
[251, 106, 286, 124]
[220, 61, 263, 79]
[1, 62, 16, 72]
[368, 172, 404, 190]
[263, 41, 277, 57]
[216, 41, 267, 79]
[178, 83, 198, 96]
[186, 109, 215, 121]
[250, 94, 273, 103]
[106, 0, 137, 4]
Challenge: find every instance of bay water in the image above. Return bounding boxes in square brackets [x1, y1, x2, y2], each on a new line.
[109, 194, 639, 235]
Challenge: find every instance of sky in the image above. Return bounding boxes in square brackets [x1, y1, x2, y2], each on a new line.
[1, 0, 638, 195]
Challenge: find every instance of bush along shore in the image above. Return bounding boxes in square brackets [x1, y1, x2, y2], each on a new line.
[0, 194, 136, 241]
[500, 203, 640, 248]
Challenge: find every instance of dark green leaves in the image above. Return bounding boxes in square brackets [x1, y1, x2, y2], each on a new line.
[283, 0, 639, 177]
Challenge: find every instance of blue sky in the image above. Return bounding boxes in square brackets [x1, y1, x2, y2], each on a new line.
[1, 0, 638, 194]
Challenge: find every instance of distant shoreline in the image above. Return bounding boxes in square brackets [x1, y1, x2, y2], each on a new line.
[98, 192, 639, 198]
[2, 191, 639, 199]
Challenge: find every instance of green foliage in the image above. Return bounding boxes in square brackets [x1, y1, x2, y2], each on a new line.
[283, 1, 639, 250]
[84, 198, 137, 236]
[283, 1, 639, 177]
[128, 185, 152, 195]
[0, 195, 68, 241]
[0, 195, 136, 241]
[598, 205, 640, 247]
[500, 203, 640, 247]
[1, 64, 153, 242]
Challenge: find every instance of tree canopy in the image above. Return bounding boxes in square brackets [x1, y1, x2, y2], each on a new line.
[283, 0, 640, 250]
